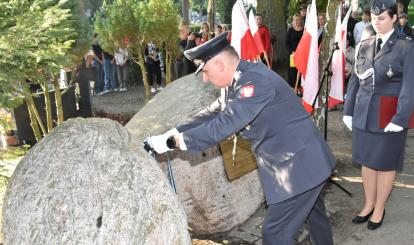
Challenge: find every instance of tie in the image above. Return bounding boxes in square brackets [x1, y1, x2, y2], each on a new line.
[375, 38, 382, 55]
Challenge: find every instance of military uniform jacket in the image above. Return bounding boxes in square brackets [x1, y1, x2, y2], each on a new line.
[176, 61, 336, 204]
[344, 29, 414, 132]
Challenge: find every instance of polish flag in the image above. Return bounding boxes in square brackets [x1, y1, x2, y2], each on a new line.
[248, 9, 265, 55]
[231, 0, 260, 61]
[293, 0, 319, 112]
[329, 6, 352, 108]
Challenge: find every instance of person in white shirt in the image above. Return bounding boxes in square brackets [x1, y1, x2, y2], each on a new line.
[114, 44, 129, 91]
[354, 10, 372, 44]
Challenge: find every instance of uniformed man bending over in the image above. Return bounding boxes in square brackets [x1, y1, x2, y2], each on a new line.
[146, 32, 335, 245]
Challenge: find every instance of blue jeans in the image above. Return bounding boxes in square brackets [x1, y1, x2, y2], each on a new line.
[103, 59, 118, 91]
[92, 60, 104, 93]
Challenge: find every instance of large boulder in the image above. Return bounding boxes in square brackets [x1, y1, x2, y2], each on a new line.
[126, 74, 264, 234]
[2, 118, 191, 245]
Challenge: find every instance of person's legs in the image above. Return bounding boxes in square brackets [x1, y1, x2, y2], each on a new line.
[155, 60, 162, 87]
[110, 63, 117, 90]
[92, 60, 102, 94]
[146, 63, 155, 91]
[117, 65, 124, 89]
[359, 166, 378, 216]
[371, 170, 396, 222]
[122, 65, 129, 89]
[103, 59, 111, 91]
[307, 186, 334, 245]
[263, 183, 330, 245]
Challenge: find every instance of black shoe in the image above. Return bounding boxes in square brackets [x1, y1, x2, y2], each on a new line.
[367, 210, 385, 230]
[352, 209, 374, 224]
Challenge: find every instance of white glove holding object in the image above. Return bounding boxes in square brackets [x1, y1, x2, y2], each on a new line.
[384, 122, 404, 133]
[146, 133, 173, 154]
[343, 116, 352, 131]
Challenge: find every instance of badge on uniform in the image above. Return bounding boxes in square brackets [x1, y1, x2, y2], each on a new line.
[387, 65, 393, 78]
[240, 85, 255, 98]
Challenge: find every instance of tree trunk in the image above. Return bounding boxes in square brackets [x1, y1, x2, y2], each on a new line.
[165, 46, 172, 84]
[223, 0, 236, 24]
[182, 0, 190, 24]
[41, 83, 53, 132]
[23, 86, 43, 141]
[257, 0, 288, 79]
[53, 79, 65, 125]
[135, 45, 152, 99]
[313, 0, 339, 131]
[207, 0, 215, 39]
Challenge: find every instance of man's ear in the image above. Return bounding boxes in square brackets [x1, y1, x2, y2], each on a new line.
[216, 59, 225, 72]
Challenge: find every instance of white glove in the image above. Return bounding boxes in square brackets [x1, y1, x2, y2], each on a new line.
[165, 128, 179, 137]
[146, 133, 172, 154]
[343, 116, 352, 131]
[384, 122, 404, 133]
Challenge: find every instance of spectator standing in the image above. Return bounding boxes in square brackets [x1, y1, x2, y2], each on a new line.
[91, 33, 104, 95]
[299, 5, 307, 24]
[174, 21, 197, 78]
[256, 14, 273, 66]
[145, 42, 162, 92]
[354, 10, 372, 44]
[103, 50, 117, 93]
[347, 10, 358, 47]
[214, 24, 223, 37]
[318, 13, 326, 46]
[197, 22, 210, 45]
[114, 44, 129, 91]
[286, 14, 304, 88]
[344, 38, 355, 91]
[397, 13, 413, 37]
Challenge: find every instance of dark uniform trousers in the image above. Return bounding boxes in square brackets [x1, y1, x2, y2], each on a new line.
[263, 182, 333, 245]
[177, 61, 335, 244]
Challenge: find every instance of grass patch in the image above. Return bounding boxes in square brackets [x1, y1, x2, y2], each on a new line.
[0, 145, 30, 161]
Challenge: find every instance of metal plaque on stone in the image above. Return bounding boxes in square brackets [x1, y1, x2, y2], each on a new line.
[219, 135, 257, 182]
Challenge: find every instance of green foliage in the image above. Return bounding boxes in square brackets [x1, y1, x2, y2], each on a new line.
[288, 0, 329, 19]
[0, 0, 92, 88]
[95, 0, 145, 55]
[144, 0, 180, 53]
[216, 0, 236, 24]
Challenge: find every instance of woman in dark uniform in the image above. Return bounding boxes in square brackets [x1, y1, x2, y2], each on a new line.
[343, 0, 414, 230]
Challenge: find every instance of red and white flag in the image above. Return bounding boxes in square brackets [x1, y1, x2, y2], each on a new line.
[231, 0, 260, 61]
[293, 0, 319, 112]
[329, 6, 352, 108]
[248, 9, 265, 55]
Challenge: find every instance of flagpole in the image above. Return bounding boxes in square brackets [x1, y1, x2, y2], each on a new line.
[311, 42, 339, 110]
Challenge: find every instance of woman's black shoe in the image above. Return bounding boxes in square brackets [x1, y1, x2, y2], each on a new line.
[352, 209, 374, 224]
[367, 210, 385, 230]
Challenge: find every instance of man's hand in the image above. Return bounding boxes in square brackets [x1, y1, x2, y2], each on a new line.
[145, 128, 179, 154]
[384, 122, 404, 133]
[146, 134, 172, 154]
[343, 116, 352, 131]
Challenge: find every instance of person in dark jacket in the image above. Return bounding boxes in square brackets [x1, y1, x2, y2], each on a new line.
[397, 13, 413, 37]
[343, 0, 414, 230]
[286, 14, 304, 89]
[146, 32, 335, 245]
[174, 21, 197, 79]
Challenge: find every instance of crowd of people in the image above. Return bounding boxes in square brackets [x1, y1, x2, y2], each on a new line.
[286, 2, 413, 96]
